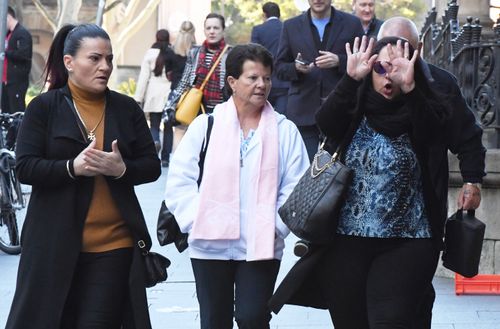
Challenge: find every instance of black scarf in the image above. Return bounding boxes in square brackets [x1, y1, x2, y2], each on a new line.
[363, 82, 412, 138]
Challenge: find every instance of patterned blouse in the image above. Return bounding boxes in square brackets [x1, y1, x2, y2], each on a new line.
[337, 118, 432, 238]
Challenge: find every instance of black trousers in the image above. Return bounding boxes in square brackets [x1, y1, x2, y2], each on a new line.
[319, 235, 439, 329]
[60, 248, 133, 329]
[1, 81, 28, 113]
[191, 258, 280, 329]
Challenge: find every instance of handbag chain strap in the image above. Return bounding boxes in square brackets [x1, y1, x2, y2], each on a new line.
[311, 148, 338, 178]
[312, 115, 363, 178]
[199, 45, 229, 92]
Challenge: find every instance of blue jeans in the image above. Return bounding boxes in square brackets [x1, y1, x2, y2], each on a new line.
[191, 258, 280, 329]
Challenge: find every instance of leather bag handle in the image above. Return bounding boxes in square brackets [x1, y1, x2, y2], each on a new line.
[199, 45, 229, 91]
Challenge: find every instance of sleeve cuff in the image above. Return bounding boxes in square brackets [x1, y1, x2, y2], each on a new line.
[336, 74, 362, 96]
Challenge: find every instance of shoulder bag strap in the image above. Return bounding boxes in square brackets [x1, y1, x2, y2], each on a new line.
[197, 114, 214, 186]
[198, 45, 229, 92]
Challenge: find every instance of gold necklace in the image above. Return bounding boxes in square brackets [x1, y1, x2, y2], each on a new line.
[72, 101, 105, 141]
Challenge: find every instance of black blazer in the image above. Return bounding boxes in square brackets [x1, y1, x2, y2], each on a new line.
[6, 86, 161, 329]
[5, 23, 32, 85]
[251, 18, 289, 89]
[275, 7, 364, 126]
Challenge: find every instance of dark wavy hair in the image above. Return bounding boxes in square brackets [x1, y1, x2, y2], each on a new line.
[152, 29, 171, 77]
[43, 24, 110, 90]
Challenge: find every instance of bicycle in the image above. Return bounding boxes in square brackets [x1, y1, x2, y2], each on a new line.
[0, 112, 29, 255]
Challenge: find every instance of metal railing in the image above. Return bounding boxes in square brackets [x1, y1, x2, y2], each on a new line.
[420, 0, 500, 148]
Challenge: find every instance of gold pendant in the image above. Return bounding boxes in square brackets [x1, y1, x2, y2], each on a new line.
[88, 132, 96, 141]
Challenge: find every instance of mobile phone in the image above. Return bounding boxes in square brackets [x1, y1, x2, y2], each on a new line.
[295, 58, 311, 66]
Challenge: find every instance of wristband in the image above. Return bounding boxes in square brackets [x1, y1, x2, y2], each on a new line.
[66, 160, 75, 179]
[114, 166, 127, 180]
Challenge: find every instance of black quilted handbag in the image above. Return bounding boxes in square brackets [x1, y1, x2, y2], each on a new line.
[279, 117, 360, 244]
[278, 144, 353, 244]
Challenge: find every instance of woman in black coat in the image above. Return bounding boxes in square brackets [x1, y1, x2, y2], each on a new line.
[270, 36, 486, 329]
[6, 24, 161, 329]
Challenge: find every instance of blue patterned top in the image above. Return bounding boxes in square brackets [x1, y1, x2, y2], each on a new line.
[240, 129, 256, 166]
[337, 118, 432, 238]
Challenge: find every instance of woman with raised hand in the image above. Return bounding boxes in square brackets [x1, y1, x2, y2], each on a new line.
[6, 24, 160, 329]
[314, 36, 483, 328]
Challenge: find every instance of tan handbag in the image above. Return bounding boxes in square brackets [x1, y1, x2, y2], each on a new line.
[175, 45, 229, 125]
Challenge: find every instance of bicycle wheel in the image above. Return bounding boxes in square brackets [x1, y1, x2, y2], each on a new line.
[0, 172, 21, 255]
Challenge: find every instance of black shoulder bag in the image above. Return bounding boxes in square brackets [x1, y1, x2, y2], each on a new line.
[157, 114, 214, 252]
[278, 118, 360, 244]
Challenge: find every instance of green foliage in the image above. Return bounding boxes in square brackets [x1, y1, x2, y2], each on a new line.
[212, 0, 300, 44]
[212, 0, 427, 44]
[26, 84, 43, 106]
[116, 78, 137, 97]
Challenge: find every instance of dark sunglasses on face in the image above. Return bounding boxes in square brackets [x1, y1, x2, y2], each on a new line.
[373, 61, 392, 75]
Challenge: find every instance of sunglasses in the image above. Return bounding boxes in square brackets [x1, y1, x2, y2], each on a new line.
[373, 61, 392, 75]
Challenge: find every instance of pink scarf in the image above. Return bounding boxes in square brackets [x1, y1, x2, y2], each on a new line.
[191, 97, 278, 261]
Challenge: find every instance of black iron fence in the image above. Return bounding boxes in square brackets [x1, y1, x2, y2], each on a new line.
[421, 0, 500, 148]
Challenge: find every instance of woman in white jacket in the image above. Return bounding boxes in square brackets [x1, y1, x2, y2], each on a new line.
[134, 29, 172, 154]
[165, 44, 309, 329]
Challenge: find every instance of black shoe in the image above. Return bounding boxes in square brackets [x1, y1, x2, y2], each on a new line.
[293, 241, 309, 257]
[161, 160, 169, 168]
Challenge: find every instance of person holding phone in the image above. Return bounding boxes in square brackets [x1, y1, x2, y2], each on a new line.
[275, 0, 364, 161]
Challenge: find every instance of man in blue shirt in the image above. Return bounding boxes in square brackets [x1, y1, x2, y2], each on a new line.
[276, 0, 364, 161]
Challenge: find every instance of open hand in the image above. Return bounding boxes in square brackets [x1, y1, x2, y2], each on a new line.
[346, 36, 378, 81]
[384, 40, 418, 93]
[314, 50, 339, 69]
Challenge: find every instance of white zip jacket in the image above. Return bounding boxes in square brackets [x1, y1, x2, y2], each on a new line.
[165, 109, 309, 261]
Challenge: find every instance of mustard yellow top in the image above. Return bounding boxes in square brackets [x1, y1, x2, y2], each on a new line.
[68, 80, 133, 252]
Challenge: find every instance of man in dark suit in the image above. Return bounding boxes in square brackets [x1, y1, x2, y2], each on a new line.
[251, 2, 289, 115]
[276, 0, 364, 160]
[352, 0, 383, 38]
[2, 6, 32, 113]
[378, 17, 485, 329]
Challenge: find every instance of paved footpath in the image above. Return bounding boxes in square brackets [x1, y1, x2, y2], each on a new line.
[1, 169, 500, 328]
